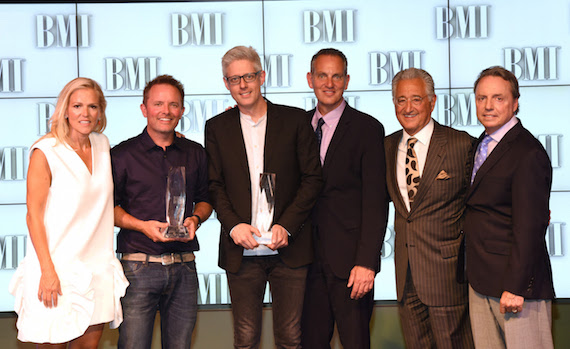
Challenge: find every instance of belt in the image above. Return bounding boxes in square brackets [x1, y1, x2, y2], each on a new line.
[121, 252, 195, 265]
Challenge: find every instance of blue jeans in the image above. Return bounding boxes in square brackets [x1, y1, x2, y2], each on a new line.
[227, 256, 308, 349]
[118, 260, 198, 349]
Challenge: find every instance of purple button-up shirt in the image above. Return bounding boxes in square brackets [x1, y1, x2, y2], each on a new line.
[111, 127, 210, 255]
[311, 100, 346, 165]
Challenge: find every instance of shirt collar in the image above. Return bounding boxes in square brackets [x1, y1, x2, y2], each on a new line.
[486, 116, 519, 143]
[401, 118, 435, 146]
[140, 127, 179, 151]
[312, 99, 346, 127]
[240, 111, 267, 126]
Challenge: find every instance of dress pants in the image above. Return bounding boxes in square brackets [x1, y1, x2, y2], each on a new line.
[398, 268, 474, 349]
[226, 256, 308, 349]
[469, 285, 553, 349]
[301, 257, 374, 349]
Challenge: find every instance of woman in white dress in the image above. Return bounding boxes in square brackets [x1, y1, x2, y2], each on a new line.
[9, 78, 128, 348]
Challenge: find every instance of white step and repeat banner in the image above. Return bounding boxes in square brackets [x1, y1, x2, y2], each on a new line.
[0, 0, 568, 311]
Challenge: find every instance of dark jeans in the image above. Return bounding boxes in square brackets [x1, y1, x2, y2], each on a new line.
[226, 256, 308, 349]
[118, 260, 198, 349]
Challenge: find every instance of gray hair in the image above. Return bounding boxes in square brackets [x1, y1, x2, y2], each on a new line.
[391, 68, 435, 99]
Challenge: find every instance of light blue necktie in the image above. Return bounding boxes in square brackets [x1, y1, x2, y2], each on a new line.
[471, 135, 492, 184]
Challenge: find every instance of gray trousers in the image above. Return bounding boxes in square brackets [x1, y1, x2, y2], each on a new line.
[469, 285, 553, 349]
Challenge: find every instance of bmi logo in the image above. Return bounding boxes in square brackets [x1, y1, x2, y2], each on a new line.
[305, 95, 358, 111]
[105, 57, 159, 91]
[0, 147, 27, 181]
[303, 9, 355, 43]
[263, 54, 291, 88]
[504, 47, 559, 80]
[369, 51, 423, 85]
[37, 102, 55, 136]
[537, 134, 562, 169]
[36, 15, 90, 48]
[435, 5, 489, 39]
[0, 59, 23, 92]
[178, 99, 227, 134]
[435, 93, 478, 127]
[171, 13, 222, 46]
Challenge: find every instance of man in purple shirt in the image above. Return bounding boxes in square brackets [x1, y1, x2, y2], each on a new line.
[111, 75, 213, 349]
[301, 48, 388, 349]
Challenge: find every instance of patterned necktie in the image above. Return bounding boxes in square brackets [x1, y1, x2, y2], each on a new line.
[315, 118, 325, 148]
[471, 135, 492, 184]
[406, 137, 420, 203]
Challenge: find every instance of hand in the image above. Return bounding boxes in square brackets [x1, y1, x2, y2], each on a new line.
[266, 224, 289, 250]
[139, 220, 175, 243]
[230, 223, 261, 250]
[347, 265, 375, 300]
[500, 291, 524, 314]
[181, 216, 200, 241]
[175, 131, 186, 139]
[38, 267, 62, 308]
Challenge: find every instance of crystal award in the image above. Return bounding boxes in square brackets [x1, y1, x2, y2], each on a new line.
[164, 166, 188, 238]
[254, 172, 276, 245]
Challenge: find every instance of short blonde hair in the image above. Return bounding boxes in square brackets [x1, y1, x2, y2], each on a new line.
[48, 77, 107, 144]
[221, 46, 262, 76]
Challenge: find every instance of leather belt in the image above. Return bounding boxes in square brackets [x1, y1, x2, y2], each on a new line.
[121, 252, 195, 265]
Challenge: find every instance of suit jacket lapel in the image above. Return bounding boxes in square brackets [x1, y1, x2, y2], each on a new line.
[386, 131, 408, 216]
[264, 101, 278, 171]
[409, 122, 447, 214]
[322, 105, 352, 173]
[226, 108, 251, 186]
[467, 122, 522, 197]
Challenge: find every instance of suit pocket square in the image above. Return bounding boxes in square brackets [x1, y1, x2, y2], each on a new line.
[436, 170, 450, 180]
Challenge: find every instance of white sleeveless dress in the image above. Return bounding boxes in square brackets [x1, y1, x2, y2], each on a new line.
[9, 132, 129, 344]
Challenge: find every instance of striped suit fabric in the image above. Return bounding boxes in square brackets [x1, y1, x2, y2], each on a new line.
[385, 120, 475, 348]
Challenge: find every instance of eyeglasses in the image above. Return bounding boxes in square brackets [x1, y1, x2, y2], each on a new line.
[224, 71, 262, 85]
[395, 95, 430, 107]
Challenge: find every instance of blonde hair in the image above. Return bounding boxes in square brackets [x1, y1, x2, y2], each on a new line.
[221, 46, 262, 76]
[46, 77, 107, 145]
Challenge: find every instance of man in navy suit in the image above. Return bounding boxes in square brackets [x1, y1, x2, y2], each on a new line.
[205, 46, 322, 349]
[301, 48, 388, 349]
[465, 66, 554, 348]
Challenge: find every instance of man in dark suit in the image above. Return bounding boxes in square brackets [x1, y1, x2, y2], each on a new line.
[205, 46, 322, 349]
[301, 48, 388, 349]
[385, 68, 474, 348]
[465, 66, 554, 348]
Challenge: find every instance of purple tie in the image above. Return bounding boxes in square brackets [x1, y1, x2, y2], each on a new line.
[471, 135, 492, 184]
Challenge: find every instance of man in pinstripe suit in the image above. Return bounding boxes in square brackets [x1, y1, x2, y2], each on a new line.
[385, 68, 475, 348]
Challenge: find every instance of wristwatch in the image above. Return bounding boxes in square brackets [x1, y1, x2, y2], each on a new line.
[191, 214, 202, 228]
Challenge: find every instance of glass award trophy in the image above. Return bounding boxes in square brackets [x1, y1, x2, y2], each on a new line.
[164, 166, 188, 238]
[254, 172, 276, 245]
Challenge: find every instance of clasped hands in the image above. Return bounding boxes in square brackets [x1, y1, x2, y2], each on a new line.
[141, 216, 200, 243]
[230, 223, 288, 251]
